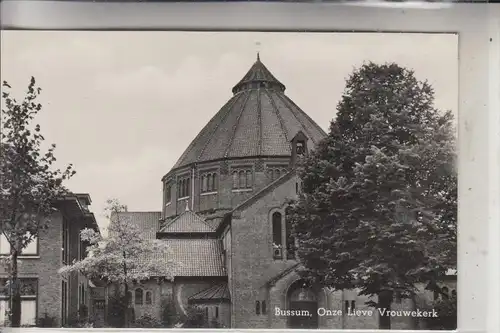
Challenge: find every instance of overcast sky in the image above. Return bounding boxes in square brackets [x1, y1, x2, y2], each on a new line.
[0, 31, 458, 231]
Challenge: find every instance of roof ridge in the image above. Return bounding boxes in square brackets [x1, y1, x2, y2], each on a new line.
[257, 88, 263, 156]
[263, 88, 289, 143]
[196, 93, 244, 163]
[280, 94, 327, 138]
[274, 92, 316, 145]
[174, 95, 241, 169]
[223, 91, 252, 158]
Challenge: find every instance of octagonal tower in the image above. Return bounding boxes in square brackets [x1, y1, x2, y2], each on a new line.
[161, 54, 326, 222]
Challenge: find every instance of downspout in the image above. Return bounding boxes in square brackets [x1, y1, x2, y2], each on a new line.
[191, 166, 195, 210]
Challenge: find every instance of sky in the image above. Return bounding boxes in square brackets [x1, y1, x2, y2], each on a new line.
[0, 31, 458, 231]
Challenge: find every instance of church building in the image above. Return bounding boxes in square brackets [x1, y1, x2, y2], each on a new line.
[113, 55, 456, 329]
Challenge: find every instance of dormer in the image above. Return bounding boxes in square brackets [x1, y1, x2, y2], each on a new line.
[291, 131, 309, 166]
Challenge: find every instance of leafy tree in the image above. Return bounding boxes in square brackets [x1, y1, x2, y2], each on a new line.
[287, 63, 457, 329]
[0, 78, 75, 327]
[58, 199, 178, 327]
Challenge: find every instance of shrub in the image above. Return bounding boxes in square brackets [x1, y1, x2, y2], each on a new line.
[133, 314, 163, 328]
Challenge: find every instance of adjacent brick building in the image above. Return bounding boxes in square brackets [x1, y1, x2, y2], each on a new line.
[0, 193, 99, 327]
[112, 55, 457, 329]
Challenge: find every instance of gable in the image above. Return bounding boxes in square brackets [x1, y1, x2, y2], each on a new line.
[161, 211, 214, 233]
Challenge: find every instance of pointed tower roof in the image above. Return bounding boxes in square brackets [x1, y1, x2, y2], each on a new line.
[168, 55, 326, 171]
[231, 53, 286, 94]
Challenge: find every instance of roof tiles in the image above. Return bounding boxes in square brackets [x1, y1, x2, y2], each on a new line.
[171, 57, 326, 171]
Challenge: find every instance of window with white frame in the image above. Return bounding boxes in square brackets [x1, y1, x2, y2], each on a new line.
[232, 168, 253, 190]
[200, 171, 218, 194]
[0, 278, 38, 326]
[0, 233, 38, 256]
[165, 182, 172, 204]
[267, 166, 288, 182]
[177, 176, 191, 199]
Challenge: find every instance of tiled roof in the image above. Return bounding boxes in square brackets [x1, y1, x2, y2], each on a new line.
[115, 211, 161, 239]
[157, 239, 226, 277]
[188, 283, 230, 302]
[160, 210, 214, 233]
[232, 54, 285, 94]
[121, 212, 225, 277]
[171, 56, 326, 170]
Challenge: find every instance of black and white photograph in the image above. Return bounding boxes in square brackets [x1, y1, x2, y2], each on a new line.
[0, 30, 458, 330]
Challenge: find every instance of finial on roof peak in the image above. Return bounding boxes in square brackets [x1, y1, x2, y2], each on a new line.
[185, 203, 190, 212]
[257, 52, 260, 62]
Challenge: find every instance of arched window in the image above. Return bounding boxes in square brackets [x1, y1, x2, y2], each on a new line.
[213, 173, 218, 191]
[186, 178, 190, 197]
[275, 169, 281, 179]
[145, 291, 152, 305]
[232, 171, 239, 189]
[246, 170, 253, 188]
[165, 183, 172, 203]
[239, 170, 246, 189]
[285, 213, 296, 259]
[261, 300, 267, 314]
[202, 175, 208, 193]
[272, 212, 283, 259]
[135, 288, 143, 305]
[207, 174, 212, 192]
[255, 301, 260, 315]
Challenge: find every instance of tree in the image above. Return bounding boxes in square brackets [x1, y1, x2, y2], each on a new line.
[0, 78, 75, 327]
[287, 63, 457, 329]
[58, 199, 178, 327]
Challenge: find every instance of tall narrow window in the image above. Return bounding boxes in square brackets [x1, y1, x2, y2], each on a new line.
[208, 174, 213, 192]
[232, 171, 239, 189]
[202, 175, 208, 193]
[350, 300, 356, 311]
[135, 288, 143, 305]
[213, 174, 218, 191]
[344, 300, 349, 312]
[246, 170, 253, 187]
[285, 214, 296, 259]
[262, 300, 267, 314]
[205, 307, 209, 319]
[145, 291, 152, 305]
[233, 169, 252, 189]
[255, 301, 260, 315]
[272, 212, 283, 259]
[239, 170, 246, 189]
[215, 306, 219, 319]
[165, 183, 172, 203]
[178, 177, 191, 198]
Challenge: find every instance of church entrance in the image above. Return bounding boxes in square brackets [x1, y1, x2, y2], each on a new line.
[287, 280, 318, 329]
